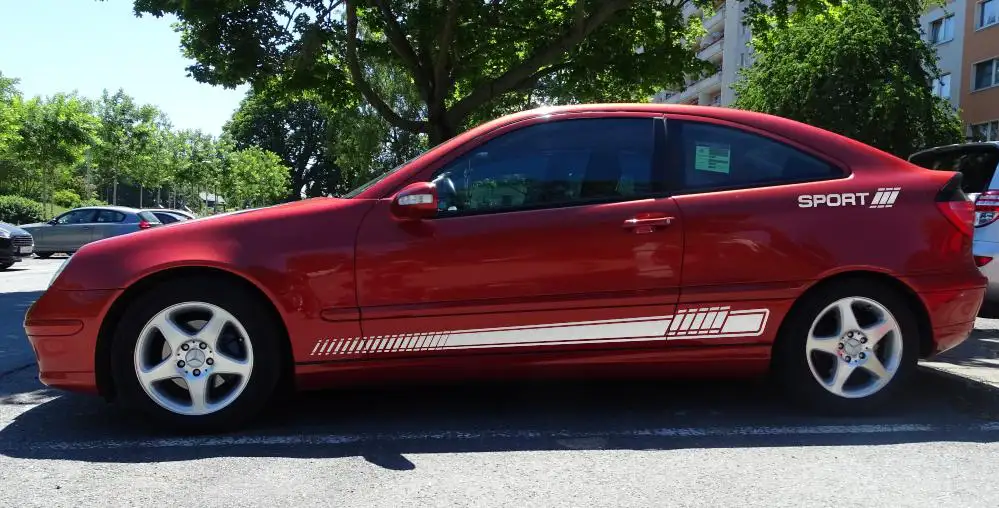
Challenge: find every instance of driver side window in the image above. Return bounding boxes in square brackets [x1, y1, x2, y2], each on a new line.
[431, 117, 660, 215]
[56, 210, 95, 224]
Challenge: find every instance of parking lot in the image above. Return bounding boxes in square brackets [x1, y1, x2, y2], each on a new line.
[4, 259, 999, 506]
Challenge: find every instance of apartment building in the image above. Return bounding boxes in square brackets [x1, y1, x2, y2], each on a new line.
[917, 0, 998, 141]
[655, 0, 999, 142]
[652, 0, 754, 106]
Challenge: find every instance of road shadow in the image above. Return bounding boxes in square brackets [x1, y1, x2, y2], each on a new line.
[0, 291, 41, 378]
[936, 326, 999, 371]
[2, 366, 999, 466]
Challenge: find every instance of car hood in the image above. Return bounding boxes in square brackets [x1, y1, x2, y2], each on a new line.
[18, 222, 48, 229]
[0, 222, 31, 236]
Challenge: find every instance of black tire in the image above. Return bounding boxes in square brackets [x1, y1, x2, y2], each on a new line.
[34, 252, 53, 259]
[772, 278, 920, 415]
[110, 277, 284, 432]
[0, 262, 12, 270]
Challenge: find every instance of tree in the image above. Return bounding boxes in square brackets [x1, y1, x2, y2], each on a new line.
[0, 72, 21, 158]
[92, 90, 163, 204]
[226, 146, 291, 207]
[9, 93, 98, 216]
[733, 0, 964, 158]
[129, 0, 818, 144]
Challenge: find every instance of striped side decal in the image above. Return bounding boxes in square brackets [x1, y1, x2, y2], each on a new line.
[869, 187, 901, 209]
[308, 307, 771, 357]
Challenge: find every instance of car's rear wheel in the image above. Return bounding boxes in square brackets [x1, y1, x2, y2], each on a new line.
[110, 278, 283, 432]
[0, 262, 12, 270]
[773, 279, 919, 414]
[34, 252, 53, 259]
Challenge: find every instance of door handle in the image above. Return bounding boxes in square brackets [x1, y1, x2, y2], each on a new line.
[622, 214, 675, 233]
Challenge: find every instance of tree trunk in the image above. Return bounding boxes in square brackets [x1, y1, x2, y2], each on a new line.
[139, 184, 144, 208]
[428, 119, 457, 146]
[113, 177, 118, 205]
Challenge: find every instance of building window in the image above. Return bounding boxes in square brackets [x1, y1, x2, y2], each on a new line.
[971, 120, 999, 141]
[930, 15, 955, 43]
[933, 73, 952, 98]
[980, 0, 998, 29]
[974, 59, 999, 90]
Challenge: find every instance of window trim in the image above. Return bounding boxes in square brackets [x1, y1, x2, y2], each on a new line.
[972, 57, 999, 92]
[978, 0, 998, 30]
[662, 115, 849, 196]
[970, 119, 999, 142]
[408, 114, 674, 219]
[933, 73, 953, 98]
[930, 15, 955, 44]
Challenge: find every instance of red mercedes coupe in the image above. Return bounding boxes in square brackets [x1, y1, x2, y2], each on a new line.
[24, 104, 986, 431]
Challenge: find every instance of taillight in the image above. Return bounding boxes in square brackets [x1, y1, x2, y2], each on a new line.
[935, 173, 974, 237]
[975, 256, 993, 267]
[974, 190, 999, 228]
[138, 220, 152, 229]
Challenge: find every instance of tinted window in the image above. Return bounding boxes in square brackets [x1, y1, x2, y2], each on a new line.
[671, 122, 840, 191]
[909, 147, 999, 193]
[94, 209, 126, 223]
[431, 118, 659, 214]
[56, 209, 96, 224]
[138, 211, 162, 224]
[153, 212, 181, 224]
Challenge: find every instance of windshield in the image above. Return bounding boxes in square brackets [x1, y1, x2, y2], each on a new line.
[342, 153, 424, 198]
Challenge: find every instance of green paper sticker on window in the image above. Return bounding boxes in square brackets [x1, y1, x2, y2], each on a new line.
[694, 143, 731, 173]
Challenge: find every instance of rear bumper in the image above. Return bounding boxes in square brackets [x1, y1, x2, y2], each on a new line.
[903, 270, 987, 356]
[974, 240, 999, 302]
[23, 288, 121, 394]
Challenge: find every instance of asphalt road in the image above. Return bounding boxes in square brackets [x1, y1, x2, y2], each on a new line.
[3, 258, 999, 507]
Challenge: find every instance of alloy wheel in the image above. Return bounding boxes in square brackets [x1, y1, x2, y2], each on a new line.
[133, 301, 254, 416]
[804, 296, 903, 399]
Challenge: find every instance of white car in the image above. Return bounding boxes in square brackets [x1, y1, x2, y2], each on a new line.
[909, 142, 999, 305]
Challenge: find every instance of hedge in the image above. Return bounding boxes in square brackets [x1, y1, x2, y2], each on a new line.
[0, 195, 45, 225]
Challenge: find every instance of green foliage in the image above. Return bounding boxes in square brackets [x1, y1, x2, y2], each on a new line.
[129, 0, 824, 143]
[733, 0, 964, 157]
[52, 189, 82, 209]
[79, 197, 107, 207]
[225, 146, 291, 207]
[0, 195, 44, 224]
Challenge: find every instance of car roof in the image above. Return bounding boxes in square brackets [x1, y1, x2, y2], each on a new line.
[908, 142, 999, 160]
[72, 205, 140, 213]
[355, 103, 901, 199]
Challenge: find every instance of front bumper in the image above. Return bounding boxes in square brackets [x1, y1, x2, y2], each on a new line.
[23, 288, 121, 394]
[0, 234, 34, 262]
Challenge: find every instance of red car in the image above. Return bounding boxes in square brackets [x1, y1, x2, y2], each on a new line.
[24, 104, 986, 431]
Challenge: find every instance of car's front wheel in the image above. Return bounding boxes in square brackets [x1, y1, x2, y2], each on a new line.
[773, 278, 919, 414]
[0, 262, 13, 270]
[110, 278, 284, 432]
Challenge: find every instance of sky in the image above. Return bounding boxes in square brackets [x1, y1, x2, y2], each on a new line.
[0, 0, 247, 136]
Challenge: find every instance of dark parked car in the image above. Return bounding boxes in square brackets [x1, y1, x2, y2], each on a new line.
[20, 206, 162, 257]
[143, 208, 195, 224]
[0, 221, 33, 269]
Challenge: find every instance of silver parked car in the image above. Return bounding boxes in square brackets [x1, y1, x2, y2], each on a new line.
[909, 142, 999, 304]
[20, 206, 162, 258]
[143, 208, 196, 224]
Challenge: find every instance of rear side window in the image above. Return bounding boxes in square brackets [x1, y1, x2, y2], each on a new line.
[94, 209, 126, 223]
[153, 212, 180, 224]
[669, 121, 841, 192]
[909, 148, 999, 194]
[138, 211, 161, 224]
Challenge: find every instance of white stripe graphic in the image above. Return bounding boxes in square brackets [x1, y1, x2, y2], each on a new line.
[308, 307, 771, 356]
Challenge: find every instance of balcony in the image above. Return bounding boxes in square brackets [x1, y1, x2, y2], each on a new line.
[697, 32, 724, 62]
[665, 72, 722, 104]
[704, 6, 726, 32]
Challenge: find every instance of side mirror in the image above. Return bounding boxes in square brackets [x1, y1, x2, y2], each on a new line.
[47, 219, 57, 225]
[391, 182, 438, 220]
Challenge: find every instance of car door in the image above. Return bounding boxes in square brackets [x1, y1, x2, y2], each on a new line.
[91, 208, 128, 241]
[47, 209, 97, 251]
[346, 114, 684, 361]
[663, 114, 848, 347]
